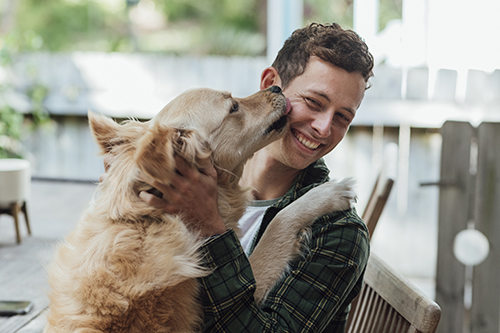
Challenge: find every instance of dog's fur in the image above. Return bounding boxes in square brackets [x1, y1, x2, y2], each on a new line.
[44, 87, 356, 332]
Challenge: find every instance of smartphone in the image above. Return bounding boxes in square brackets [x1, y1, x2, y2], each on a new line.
[0, 301, 34, 316]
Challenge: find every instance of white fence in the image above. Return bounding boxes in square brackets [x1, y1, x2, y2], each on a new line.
[6, 53, 500, 303]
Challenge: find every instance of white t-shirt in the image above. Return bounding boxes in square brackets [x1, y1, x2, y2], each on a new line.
[238, 197, 282, 255]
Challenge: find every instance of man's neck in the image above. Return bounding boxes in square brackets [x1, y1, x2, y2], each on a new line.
[240, 149, 301, 201]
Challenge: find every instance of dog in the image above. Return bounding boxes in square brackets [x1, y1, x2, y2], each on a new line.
[44, 86, 356, 332]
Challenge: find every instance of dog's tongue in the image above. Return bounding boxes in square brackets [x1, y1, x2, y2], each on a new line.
[284, 98, 292, 115]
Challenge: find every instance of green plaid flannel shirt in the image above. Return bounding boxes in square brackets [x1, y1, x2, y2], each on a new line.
[199, 159, 370, 332]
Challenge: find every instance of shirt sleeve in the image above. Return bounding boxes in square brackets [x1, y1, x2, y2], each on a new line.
[198, 210, 370, 333]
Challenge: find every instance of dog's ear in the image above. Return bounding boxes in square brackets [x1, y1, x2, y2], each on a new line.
[88, 110, 122, 155]
[134, 127, 211, 185]
[134, 126, 177, 185]
[173, 129, 211, 166]
[88, 110, 146, 155]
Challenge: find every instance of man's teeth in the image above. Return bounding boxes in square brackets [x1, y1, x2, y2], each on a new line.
[295, 132, 320, 149]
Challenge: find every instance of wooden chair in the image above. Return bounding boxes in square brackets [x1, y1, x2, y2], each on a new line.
[362, 171, 395, 238]
[362, 140, 397, 240]
[345, 253, 441, 333]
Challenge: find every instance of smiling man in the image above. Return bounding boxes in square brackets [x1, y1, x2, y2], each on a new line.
[241, 56, 366, 201]
[140, 23, 374, 332]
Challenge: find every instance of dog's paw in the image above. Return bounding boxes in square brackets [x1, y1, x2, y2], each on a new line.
[301, 177, 357, 215]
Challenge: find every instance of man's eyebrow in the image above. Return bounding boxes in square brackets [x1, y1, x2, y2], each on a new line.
[308, 90, 357, 116]
[341, 107, 356, 116]
[311, 90, 330, 103]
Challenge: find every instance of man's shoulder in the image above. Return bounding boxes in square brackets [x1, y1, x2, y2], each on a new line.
[308, 208, 370, 264]
[313, 207, 367, 230]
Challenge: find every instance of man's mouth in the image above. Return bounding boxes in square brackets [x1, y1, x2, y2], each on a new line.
[293, 130, 320, 150]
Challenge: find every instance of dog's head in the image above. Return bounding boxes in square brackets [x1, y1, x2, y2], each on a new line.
[147, 86, 289, 173]
[89, 86, 289, 220]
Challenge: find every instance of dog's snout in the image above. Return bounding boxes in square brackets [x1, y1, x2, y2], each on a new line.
[269, 85, 282, 94]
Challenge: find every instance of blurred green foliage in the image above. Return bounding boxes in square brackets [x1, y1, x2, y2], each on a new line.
[13, 0, 129, 52]
[306, 0, 402, 31]
[379, 0, 402, 31]
[0, 30, 50, 158]
[4, 0, 401, 54]
[305, 0, 354, 29]
[9, 0, 264, 54]
[0, 0, 402, 157]
[159, 0, 260, 31]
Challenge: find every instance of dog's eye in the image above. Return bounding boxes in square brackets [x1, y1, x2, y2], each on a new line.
[230, 102, 239, 113]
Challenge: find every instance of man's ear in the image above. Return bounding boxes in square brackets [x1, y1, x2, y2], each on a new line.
[260, 67, 282, 90]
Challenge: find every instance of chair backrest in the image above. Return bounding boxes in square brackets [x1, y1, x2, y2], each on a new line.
[362, 142, 397, 239]
[346, 253, 441, 333]
[362, 172, 394, 238]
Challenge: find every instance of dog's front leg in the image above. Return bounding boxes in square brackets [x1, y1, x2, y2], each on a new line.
[248, 178, 357, 304]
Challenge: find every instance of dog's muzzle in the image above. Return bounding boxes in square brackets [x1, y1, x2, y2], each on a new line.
[264, 115, 288, 135]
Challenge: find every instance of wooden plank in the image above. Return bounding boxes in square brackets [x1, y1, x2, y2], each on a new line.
[0, 237, 53, 333]
[432, 69, 457, 102]
[435, 121, 475, 333]
[365, 253, 441, 333]
[365, 65, 403, 100]
[465, 70, 490, 105]
[406, 67, 429, 100]
[471, 122, 500, 333]
[490, 70, 500, 104]
[16, 308, 47, 332]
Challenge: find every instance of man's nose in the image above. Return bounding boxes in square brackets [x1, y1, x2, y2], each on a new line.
[311, 113, 333, 138]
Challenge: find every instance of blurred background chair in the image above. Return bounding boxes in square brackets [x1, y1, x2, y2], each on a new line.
[0, 159, 31, 244]
[362, 170, 395, 238]
[362, 142, 397, 239]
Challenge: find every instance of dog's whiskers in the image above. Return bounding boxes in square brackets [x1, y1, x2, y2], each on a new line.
[215, 165, 237, 180]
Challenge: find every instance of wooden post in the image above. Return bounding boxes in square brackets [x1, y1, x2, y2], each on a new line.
[435, 121, 476, 333]
[266, 0, 303, 63]
[471, 122, 500, 333]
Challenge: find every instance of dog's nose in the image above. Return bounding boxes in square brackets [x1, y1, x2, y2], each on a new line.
[269, 85, 282, 94]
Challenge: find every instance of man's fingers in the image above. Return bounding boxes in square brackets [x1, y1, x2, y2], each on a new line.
[139, 191, 179, 214]
[140, 173, 176, 197]
[173, 155, 190, 176]
[198, 157, 217, 178]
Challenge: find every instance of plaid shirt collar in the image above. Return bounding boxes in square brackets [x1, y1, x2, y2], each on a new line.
[250, 158, 330, 253]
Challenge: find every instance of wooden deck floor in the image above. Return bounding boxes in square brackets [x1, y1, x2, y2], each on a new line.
[0, 180, 97, 333]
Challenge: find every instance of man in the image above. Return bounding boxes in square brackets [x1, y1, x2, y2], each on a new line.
[140, 23, 374, 332]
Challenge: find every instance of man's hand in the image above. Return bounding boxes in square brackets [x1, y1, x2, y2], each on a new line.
[139, 155, 226, 239]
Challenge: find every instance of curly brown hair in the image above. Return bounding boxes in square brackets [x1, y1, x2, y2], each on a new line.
[272, 23, 374, 89]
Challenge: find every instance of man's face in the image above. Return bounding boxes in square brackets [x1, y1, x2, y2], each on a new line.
[267, 56, 366, 171]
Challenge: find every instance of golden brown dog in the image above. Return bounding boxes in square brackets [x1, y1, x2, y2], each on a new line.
[44, 86, 356, 332]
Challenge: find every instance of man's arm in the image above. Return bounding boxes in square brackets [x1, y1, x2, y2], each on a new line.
[133, 159, 369, 332]
[199, 210, 369, 333]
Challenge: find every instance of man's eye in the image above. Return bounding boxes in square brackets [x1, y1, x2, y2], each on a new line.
[336, 112, 351, 123]
[230, 102, 239, 113]
[305, 98, 320, 109]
